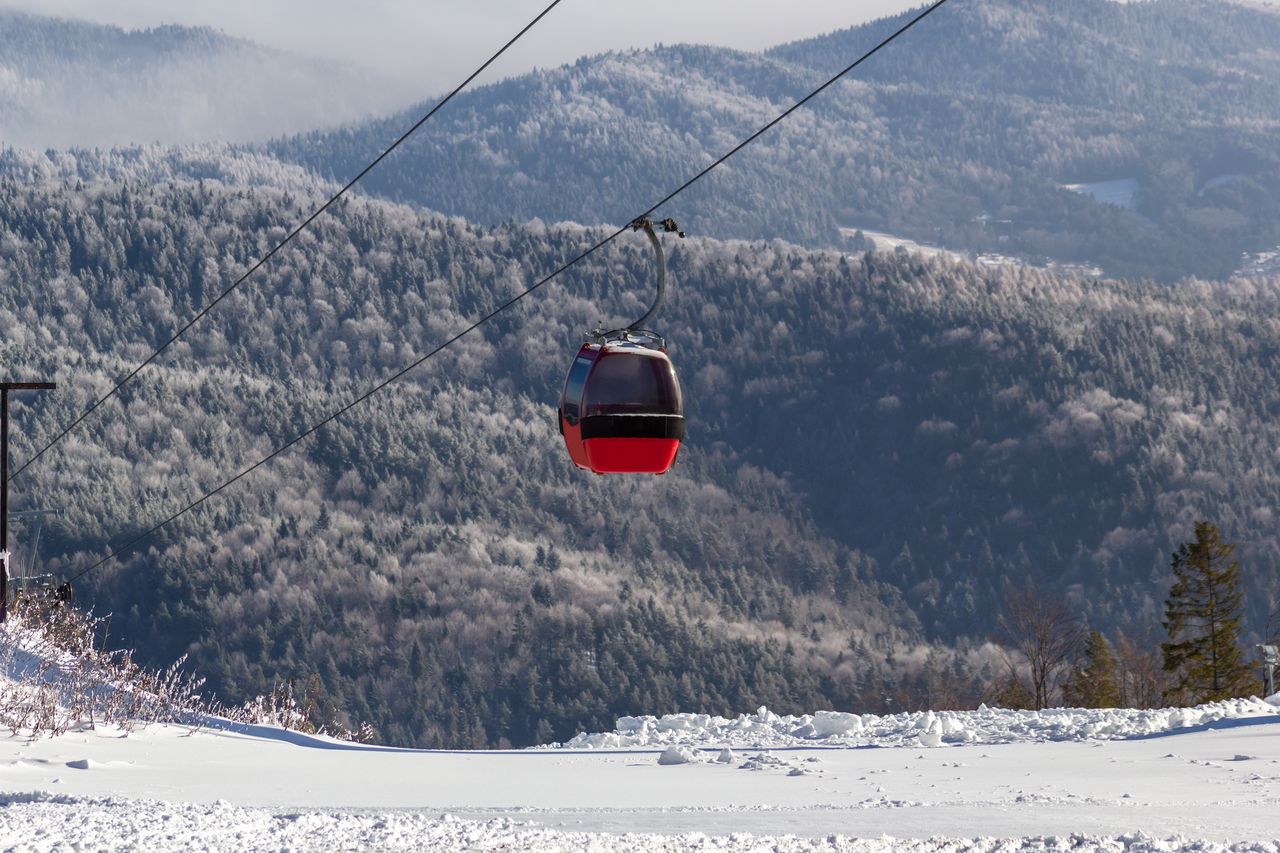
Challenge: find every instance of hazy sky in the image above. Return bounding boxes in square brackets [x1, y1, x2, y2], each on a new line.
[0, 0, 923, 91]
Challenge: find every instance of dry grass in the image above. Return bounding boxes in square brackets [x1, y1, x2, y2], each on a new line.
[0, 592, 371, 741]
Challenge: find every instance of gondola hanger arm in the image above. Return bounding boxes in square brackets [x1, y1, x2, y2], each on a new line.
[625, 217, 684, 332]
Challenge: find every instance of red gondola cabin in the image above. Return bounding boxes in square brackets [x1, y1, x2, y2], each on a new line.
[558, 334, 684, 475]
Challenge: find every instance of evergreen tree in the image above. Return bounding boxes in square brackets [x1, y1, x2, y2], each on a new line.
[1161, 522, 1254, 704]
[1063, 630, 1120, 708]
[989, 670, 1034, 710]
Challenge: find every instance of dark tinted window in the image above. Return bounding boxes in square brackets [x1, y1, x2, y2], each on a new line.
[561, 355, 594, 421]
[583, 352, 682, 416]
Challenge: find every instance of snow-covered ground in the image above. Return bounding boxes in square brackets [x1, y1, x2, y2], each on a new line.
[1, 700, 1279, 850]
[1236, 245, 1280, 279]
[1060, 179, 1140, 211]
[839, 227, 966, 262]
[839, 227, 1106, 279]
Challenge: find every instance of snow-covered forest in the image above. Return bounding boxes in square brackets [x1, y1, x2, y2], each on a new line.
[0, 157, 1277, 745]
[2, 1, 1280, 846]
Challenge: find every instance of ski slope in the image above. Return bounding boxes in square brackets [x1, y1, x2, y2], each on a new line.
[1, 700, 1278, 850]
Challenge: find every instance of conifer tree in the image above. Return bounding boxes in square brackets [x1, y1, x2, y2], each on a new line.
[1063, 630, 1120, 708]
[989, 669, 1035, 710]
[1161, 521, 1254, 704]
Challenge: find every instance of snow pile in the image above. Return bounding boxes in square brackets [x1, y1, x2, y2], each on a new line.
[557, 699, 1280, 750]
[657, 746, 699, 765]
[0, 794, 1275, 853]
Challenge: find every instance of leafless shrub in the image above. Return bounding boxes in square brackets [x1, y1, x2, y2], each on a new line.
[995, 577, 1084, 710]
[218, 677, 377, 742]
[226, 675, 322, 732]
[1114, 629, 1169, 709]
[0, 596, 210, 737]
[0, 597, 371, 741]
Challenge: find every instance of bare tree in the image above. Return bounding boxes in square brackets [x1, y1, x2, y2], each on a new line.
[997, 578, 1084, 710]
[1266, 601, 1280, 647]
[1114, 630, 1166, 709]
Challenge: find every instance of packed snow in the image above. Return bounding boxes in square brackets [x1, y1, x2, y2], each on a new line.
[1, 794, 1278, 853]
[1, 621, 1279, 849]
[0, 701, 1275, 848]
[2, 788, 1269, 850]
[1236, 244, 1280, 279]
[838, 227, 1106, 279]
[838, 226, 965, 262]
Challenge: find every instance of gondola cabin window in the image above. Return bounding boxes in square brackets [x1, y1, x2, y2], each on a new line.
[583, 351, 682, 417]
[562, 355, 594, 423]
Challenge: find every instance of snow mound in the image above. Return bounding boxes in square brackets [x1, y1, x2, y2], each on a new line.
[556, 699, 1279, 750]
[656, 746, 699, 765]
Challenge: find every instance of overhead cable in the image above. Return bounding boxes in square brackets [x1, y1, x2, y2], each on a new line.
[8, 0, 566, 483]
[67, 0, 953, 582]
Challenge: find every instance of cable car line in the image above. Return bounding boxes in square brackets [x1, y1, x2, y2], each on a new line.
[6, 0, 566, 485]
[62, 0, 952, 584]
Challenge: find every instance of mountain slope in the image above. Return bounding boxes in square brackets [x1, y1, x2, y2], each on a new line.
[0, 166, 926, 746]
[0, 11, 417, 148]
[266, 0, 1280, 282]
[3, 145, 1280, 743]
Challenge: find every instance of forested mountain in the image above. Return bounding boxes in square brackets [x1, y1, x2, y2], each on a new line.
[0, 11, 416, 148]
[0, 167, 931, 746]
[268, 0, 1280, 283]
[2, 154, 1279, 743]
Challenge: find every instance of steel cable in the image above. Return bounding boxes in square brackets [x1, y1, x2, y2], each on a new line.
[67, 0, 953, 582]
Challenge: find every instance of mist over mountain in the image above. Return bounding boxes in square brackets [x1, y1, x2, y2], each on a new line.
[0, 11, 420, 148]
[267, 0, 1280, 283]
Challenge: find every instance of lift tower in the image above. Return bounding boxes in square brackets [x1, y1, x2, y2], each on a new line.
[1, 382, 56, 622]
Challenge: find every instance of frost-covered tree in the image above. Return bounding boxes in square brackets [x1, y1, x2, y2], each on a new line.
[1113, 631, 1166, 710]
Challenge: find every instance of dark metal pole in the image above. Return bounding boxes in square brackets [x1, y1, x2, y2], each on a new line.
[1, 388, 8, 623]
[1, 382, 56, 622]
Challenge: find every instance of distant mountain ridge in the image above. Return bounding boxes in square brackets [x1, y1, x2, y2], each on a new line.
[6, 1, 1278, 280]
[0, 10, 419, 148]
[769, 0, 1280, 113]
[266, 0, 1280, 283]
